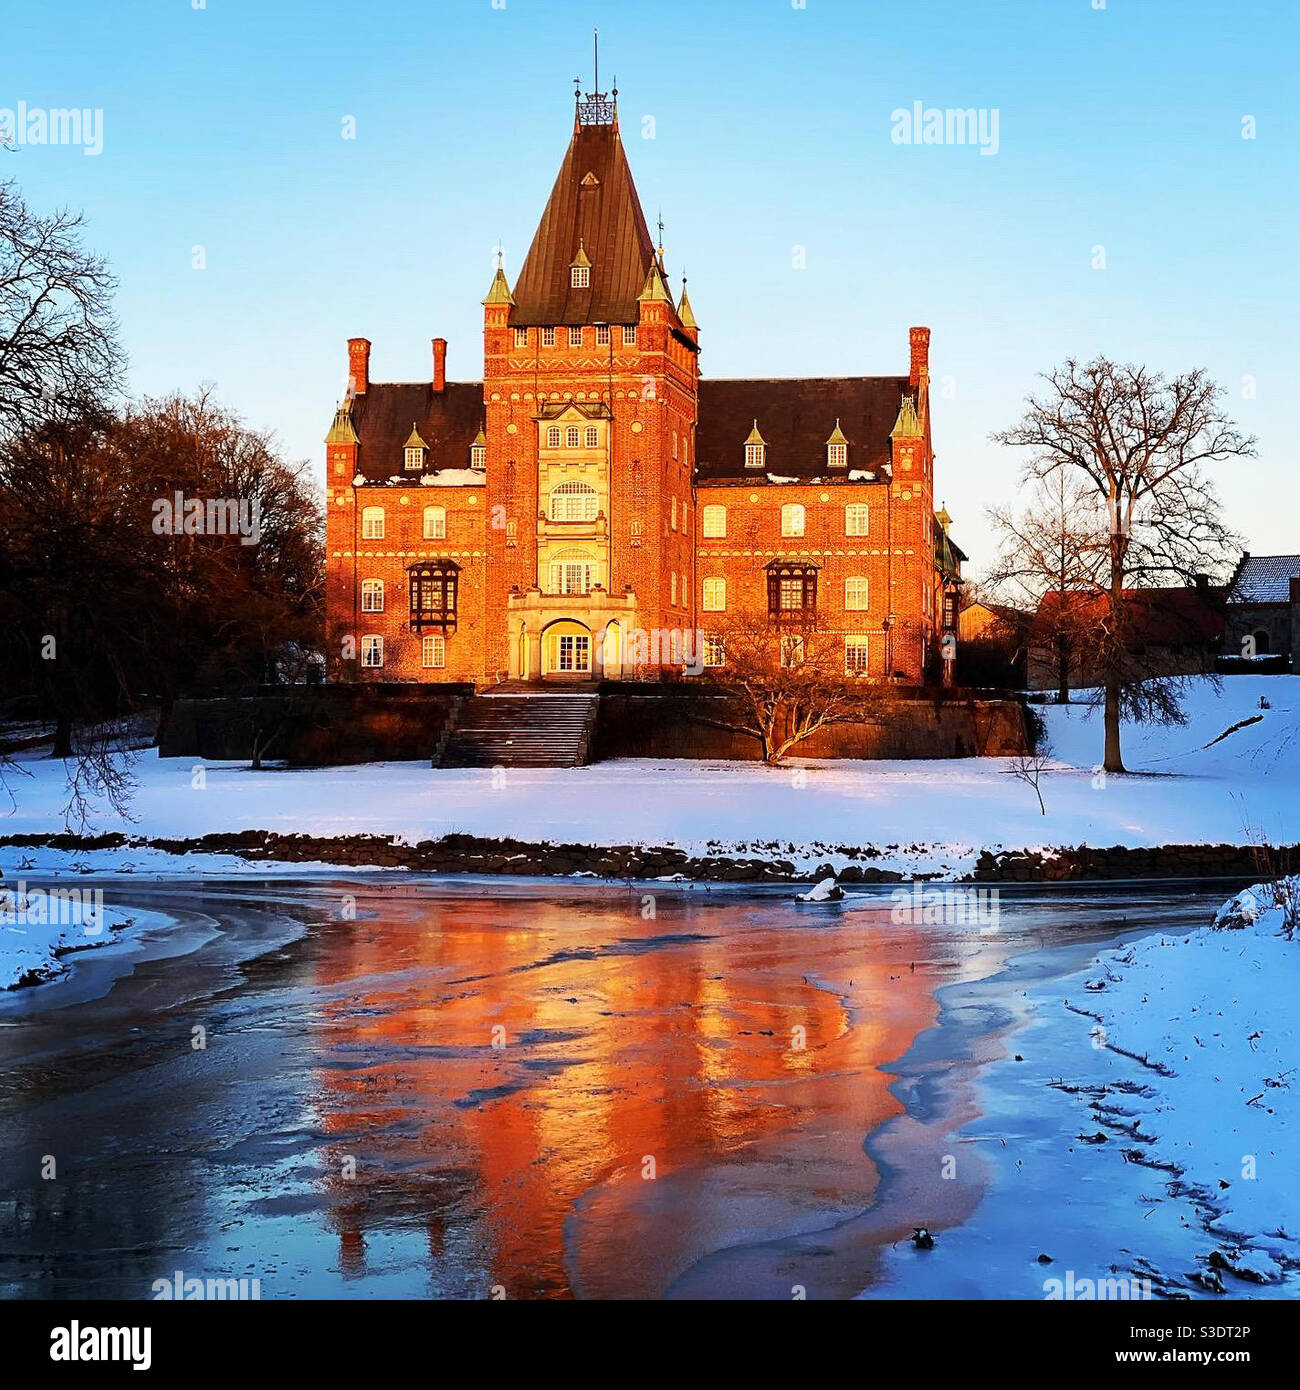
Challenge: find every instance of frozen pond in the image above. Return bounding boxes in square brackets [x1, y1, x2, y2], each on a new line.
[0, 876, 1243, 1299]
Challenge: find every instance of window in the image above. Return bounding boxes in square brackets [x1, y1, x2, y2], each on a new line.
[549, 549, 594, 595]
[702, 504, 727, 538]
[584, 425, 599, 449]
[845, 503, 868, 536]
[361, 506, 385, 540]
[672, 430, 678, 459]
[549, 480, 598, 522]
[557, 633, 590, 672]
[828, 442, 847, 469]
[408, 561, 459, 631]
[746, 443, 765, 470]
[703, 634, 725, 668]
[780, 634, 805, 668]
[422, 635, 446, 669]
[404, 447, 424, 471]
[702, 577, 726, 612]
[568, 326, 583, 347]
[423, 505, 446, 540]
[470, 443, 487, 470]
[361, 635, 383, 668]
[767, 562, 817, 621]
[845, 576, 869, 610]
[546, 425, 562, 448]
[622, 325, 637, 346]
[566, 425, 581, 448]
[781, 503, 806, 538]
[671, 497, 678, 532]
[514, 327, 528, 348]
[596, 325, 611, 345]
[682, 573, 689, 606]
[571, 265, 590, 288]
[845, 636, 870, 675]
[670, 572, 677, 605]
[360, 578, 384, 612]
[542, 327, 556, 347]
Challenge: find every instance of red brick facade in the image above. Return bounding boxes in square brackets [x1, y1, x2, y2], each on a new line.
[325, 94, 960, 687]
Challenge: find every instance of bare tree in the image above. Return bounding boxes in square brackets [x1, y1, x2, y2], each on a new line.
[993, 359, 1252, 772]
[695, 614, 881, 763]
[1008, 731, 1054, 816]
[0, 181, 122, 440]
[986, 471, 1104, 703]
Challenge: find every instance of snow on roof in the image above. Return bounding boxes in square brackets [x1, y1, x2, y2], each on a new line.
[1228, 554, 1300, 604]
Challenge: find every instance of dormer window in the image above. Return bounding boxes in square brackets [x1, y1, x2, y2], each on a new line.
[469, 428, 487, 470]
[826, 419, 849, 469]
[744, 420, 766, 471]
[571, 265, 590, 289]
[403, 423, 427, 471]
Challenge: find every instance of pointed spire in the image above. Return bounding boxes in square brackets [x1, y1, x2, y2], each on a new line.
[677, 275, 698, 330]
[936, 504, 952, 533]
[826, 418, 848, 446]
[325, 399, 359, 445]
[744, 419, 766, 446]
[570, 240, 592, 268]
[890, 393, 922, 438]
[638, 258, 671, 302]
[483, 250, 516, 306]
[403, 422, 428, 450]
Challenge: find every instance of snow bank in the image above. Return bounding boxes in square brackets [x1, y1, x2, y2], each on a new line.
[0, 878, 137, 989]
[1069, 877, 1300, 1271]
[0, 676, 1296, 876]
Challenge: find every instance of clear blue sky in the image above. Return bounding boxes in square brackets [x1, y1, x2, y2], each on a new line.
[7, 0, 1297, 573]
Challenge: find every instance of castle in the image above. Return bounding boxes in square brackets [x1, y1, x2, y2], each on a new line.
[324, 82, 962, 687]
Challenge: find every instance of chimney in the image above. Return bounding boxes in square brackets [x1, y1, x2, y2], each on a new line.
[347, 337, 371, 396]
[909, 326, 931, 390]
[432, 337, 447, 393]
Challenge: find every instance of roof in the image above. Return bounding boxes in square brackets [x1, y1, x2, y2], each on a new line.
[511, 120, 661, 327]
[348, 382, 484, 482]
[1032, 587, 1225, 648]
[695, 376, 910, 481]
[1227, 553, 1300, 605]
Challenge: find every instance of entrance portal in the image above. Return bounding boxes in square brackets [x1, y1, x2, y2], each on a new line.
[542, 619, 593, 679]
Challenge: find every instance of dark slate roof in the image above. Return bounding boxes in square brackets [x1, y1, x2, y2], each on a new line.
[351, 382, 484, 481]
[1227, 554, 1300, 604]
[695, 376, 910, 481]
[512, 121, 659, 328]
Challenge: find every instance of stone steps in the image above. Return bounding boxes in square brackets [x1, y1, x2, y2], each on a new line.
[438, 693, 599, 768]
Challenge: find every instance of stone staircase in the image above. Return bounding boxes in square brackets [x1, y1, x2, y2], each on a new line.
[438, 690, 600, 768]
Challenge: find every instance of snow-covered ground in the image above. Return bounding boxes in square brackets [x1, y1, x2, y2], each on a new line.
[0, 676, 1295, 881]
[1067, 881, 1300, 1279]
[0, 881, 141, 990]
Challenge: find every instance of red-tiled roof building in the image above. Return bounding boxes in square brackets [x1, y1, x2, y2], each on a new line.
[324, 86, 961, 685]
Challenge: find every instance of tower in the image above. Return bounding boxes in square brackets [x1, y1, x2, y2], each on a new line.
[481, 76, 700, 680]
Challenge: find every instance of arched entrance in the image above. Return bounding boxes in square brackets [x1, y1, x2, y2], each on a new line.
[541, 618, 593, 680]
